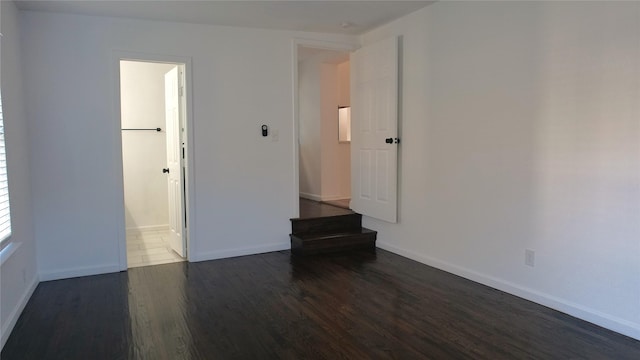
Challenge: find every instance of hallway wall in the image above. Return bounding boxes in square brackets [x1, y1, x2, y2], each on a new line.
[298, 50, 350, 201]
[320, 60, 350, 201]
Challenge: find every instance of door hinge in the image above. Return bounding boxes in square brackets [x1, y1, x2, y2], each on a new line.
[179, 86, 184, 97]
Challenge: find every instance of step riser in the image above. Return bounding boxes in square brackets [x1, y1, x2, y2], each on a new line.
[290, 232, 376, 255]
[291, 214, 362, 235]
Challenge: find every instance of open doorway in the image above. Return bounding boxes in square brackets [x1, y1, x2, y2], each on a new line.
[119, 60, 188, 268]
[297, 45, 352, 211]
[293, 38, 399, 223]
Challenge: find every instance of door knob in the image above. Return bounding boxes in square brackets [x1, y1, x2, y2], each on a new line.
[385, 138, 393, 144]
[162, 168, 170, 174]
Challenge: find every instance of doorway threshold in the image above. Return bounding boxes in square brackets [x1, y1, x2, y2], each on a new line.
[298, 198, 353, 219]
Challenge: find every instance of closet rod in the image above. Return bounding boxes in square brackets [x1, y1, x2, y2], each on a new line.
[121, 128, 162, 132]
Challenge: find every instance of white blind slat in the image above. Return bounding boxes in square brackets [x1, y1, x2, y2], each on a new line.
[0, 91, 12, 248]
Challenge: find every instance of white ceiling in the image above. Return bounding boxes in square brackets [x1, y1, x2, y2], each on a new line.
[15, 0, 435, 35]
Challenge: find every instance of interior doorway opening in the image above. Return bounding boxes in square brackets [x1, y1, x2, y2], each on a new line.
[297, 45, 352, 211]
[119, 60, 188, 268]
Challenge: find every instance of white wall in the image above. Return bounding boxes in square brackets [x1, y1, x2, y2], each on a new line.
[298, 54, 322, 199]
[20, 11, 358, 280]
[337, 61, 350, 107]
[120, 61, 173, 230]
[298, 51, 350, 201]
[320, 61, 350, 201]
[361, 1, 640, 339]
[0, 0, 38, 349]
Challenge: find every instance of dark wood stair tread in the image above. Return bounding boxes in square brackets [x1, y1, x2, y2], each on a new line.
[291, 213, 362, 235]
[290, 203, 376, 255]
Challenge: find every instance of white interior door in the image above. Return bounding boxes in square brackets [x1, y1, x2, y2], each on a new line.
[350, 37, 399, 223]
[164, 66, 186, 256]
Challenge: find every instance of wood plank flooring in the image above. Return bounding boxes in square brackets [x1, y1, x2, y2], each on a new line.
[299, 198, 353, 219]
[322, 198, 351, 210]
[2, 249, 639, 359]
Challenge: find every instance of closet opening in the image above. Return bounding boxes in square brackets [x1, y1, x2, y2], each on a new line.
[119, 60, 188, 268]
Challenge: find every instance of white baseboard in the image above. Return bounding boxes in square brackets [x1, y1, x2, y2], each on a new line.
[126, 224, 170, 232]
[299, 193, 350, 202]
[1, 275, 38, 350]
[39, 264, 122, 282]
[321, 195, 350, 202]
[299, 192, 322, 202]
[190, 242, 290, 263]
[376, 241, 640, 341]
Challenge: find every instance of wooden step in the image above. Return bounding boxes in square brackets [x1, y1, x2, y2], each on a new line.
[290, 228, 377, 255]
[290, 213, 362, 235]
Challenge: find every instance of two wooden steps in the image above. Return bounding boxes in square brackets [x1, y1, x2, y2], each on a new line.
[290, 212, 377, 255]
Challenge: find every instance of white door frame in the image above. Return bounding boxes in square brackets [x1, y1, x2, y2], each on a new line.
[113, 51, 195, 270]
[291, 38, 357, 217]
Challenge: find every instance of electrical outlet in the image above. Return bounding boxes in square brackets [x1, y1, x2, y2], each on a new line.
[525, 249, 535, 267]
[271, 129, 279, 142]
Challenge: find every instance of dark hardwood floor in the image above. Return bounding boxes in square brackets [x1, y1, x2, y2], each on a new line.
[3, 249, 639, 359]
[322, 198, 351, 210]
[298, 198, 353, 219]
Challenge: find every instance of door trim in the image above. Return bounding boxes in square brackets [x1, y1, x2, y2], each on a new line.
[291, 38, 357, 218]
[112, 51, 195, 270]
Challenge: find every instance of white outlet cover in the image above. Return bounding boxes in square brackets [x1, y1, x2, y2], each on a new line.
[525, 249, 535, 267]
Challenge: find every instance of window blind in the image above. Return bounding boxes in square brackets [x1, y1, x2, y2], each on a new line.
[0, 92, 12, 248]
